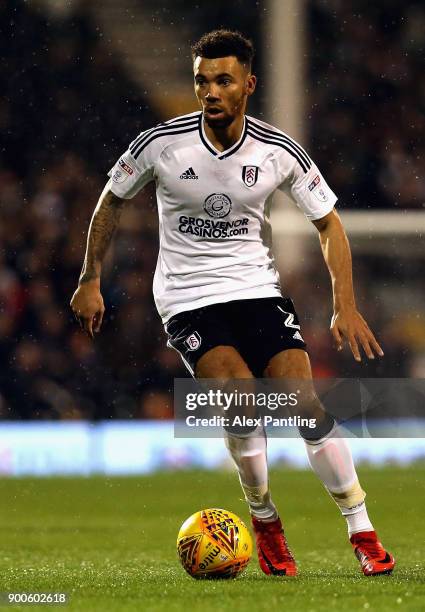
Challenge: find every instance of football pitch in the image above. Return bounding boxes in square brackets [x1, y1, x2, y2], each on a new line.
[0, 467, 424, 611]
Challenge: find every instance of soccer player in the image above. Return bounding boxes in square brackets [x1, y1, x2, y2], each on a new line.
[70, 30, 394, 577]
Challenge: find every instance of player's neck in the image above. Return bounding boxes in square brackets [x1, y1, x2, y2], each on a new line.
[203, 114, 245, 153]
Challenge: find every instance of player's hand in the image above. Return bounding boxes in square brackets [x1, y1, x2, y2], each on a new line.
[330, 308, 384, 362]
[70, 279, 105, 339]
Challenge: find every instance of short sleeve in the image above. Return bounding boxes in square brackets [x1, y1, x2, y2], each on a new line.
[279, 155, 337, 221]
[107, 140, 155, 199]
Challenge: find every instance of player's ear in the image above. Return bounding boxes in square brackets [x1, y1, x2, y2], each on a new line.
[246, 74, 257, 96]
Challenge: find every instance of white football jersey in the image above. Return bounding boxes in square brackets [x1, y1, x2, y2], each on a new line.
[108, 111, 337, 323]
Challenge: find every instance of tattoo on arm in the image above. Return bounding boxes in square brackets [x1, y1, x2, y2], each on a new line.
[79, 190, 125, 285]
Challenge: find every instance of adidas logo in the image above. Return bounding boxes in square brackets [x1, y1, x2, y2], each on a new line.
[293, 331, 304, 341]
[180, 167, 198, 179]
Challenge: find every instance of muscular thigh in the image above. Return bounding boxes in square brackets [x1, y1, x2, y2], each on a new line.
[264, 348, 312, 379]
[196, 345, 253, 379]
[264, 348, 315, 405]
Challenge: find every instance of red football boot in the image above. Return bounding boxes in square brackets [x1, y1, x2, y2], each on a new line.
[350, 530, 395, 576]
[252, 517, 297, 576]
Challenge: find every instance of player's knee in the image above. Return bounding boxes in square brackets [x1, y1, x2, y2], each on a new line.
[292, 387, 332, 435]
[296, 390, 336, 439]
[195, 345, 253, 379]
[299, 411, 335, 440]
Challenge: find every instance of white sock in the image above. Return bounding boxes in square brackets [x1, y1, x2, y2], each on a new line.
[342, 502, 374, 537]
[304, 424, 374, 535]
[225, 427, 278, 521]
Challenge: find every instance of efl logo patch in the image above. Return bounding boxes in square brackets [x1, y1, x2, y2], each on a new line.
[242, 165, 259, 187]
[308, 174, 329, 202]
[185, 331, 202, 351]
[314, 187, 329, 202]
[112, 169, 127, 184]
[308, 175, 320, 191]
[118, 158, 134, 176]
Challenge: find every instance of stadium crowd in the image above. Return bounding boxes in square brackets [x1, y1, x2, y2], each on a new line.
[1, 1, 184, 420]
[0, 1, 423, 420]
[308, 0, 425, 210]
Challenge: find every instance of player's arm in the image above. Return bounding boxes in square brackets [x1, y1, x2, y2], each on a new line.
[312, 209, 384, 362]
[70, 182, 125, 338]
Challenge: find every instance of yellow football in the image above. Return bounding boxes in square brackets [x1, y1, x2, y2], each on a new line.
[177, 508, 253, 579]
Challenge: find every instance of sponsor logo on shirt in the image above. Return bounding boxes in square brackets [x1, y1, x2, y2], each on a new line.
[242, 165, 259, 187]
[204, 193, 232, 218]
[112, 158, 135, 184]
[185, 331, 201, 351]
[180, 167, 198, 180]
[308, 175, 321, 191]
[118, 158, 134, 175]
[307, 174, 329, 203]
[177, 215, 249, 239]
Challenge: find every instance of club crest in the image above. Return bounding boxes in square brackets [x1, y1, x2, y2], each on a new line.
[242, 165, 259, 187]
[185, 331, 202, 351]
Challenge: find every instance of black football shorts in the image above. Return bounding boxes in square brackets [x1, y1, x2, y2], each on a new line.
[164, 296, 307, 377]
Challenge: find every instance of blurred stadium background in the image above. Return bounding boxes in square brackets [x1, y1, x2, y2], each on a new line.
[0, 0, 424, 475]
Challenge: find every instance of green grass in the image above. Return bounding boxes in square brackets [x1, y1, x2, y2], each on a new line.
[0, 467, 424, 611]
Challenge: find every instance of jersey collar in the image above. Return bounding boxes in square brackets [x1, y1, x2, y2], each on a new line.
[199, 114, 247, 160]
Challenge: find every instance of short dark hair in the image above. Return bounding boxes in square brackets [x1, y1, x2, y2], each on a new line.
[191, 29, 254, 68]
